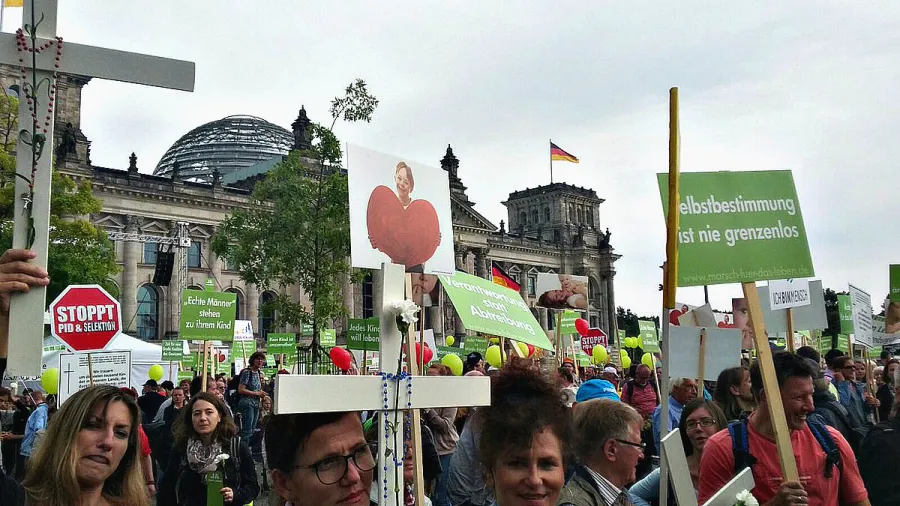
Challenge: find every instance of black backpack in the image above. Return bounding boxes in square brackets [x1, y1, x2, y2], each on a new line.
[728, 418, 842, 478]
[858, 418, 900, 505]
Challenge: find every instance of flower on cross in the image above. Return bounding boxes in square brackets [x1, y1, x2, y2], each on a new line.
[734, 489, 759, 506]
[391, 300, 420, 334]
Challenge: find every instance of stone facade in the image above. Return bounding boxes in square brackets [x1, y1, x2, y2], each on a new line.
[18, 71, 620, 342]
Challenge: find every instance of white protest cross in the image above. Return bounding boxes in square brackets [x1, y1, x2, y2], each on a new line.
[2, 0, 195, 376]
[660, 429, 755, 506]
[273, 263, 491, 506]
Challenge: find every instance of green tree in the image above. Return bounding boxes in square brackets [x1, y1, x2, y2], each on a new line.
[0, 159, 119, 304]
[212, 80, 378, 367]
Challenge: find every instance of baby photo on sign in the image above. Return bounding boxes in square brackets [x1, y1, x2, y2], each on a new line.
[535, 273, 589, 310]
[347, 145, 455, 274]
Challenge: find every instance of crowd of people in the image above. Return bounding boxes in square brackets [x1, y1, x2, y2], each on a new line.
[0, 248, 897, 505]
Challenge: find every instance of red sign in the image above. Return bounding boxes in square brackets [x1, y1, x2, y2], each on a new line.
[579, 328, 608, 356]
[50, 285, 121, 352]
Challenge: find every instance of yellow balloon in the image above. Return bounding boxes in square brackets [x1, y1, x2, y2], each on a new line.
[148, 364, 164, 382]
[41, 368, 59, 395]
[485, 345, 503, 368]
[516, 342, 529, 357]
[592, 345, 608, 364]
[619, 350, 632, 369]
[441, 353, 464, 376]
[445, 336, 455, 347]
[637, 336, 645, 348]
[489, 337, 500, 345]
[641, 352, 657, 368]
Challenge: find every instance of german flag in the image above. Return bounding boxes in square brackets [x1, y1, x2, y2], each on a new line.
[492, 262, 521, 292]
[550, 142, 579, 163]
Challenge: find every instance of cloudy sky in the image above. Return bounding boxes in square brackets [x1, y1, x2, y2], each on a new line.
[10, 1, 900, 316]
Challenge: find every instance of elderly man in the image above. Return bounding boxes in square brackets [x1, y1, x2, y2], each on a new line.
[558, 399, 645, 505]
[650, 377, 697, 451]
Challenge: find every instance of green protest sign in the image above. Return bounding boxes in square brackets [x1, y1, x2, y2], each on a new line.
[891, 265, 900, 302]
[347, 317, 379, 351]
[559, 310, 578, 335]
[462, 336, 489, 353]
[837, 334, 850, 353]
[267, 333, 296, 355]
[302, 324, 314, 336]
[657, 170, 813, 286]
[616, 329, 626, 347]
[161, 340, 187, 362]
[320, 329, 337, 348]
[180, 290, 237, 341]
[837, 294, 854, 334]
[438, 272, 552, 350]
[436, 345, 458, 360]
[231, 338, 256, 359]
[177, 371, 194, 381]
[638, 320, 660, 352]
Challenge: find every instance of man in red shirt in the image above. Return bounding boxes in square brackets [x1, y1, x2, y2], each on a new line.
[698, 352, 869, 506]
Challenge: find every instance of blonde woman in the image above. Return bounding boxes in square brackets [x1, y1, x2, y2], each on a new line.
[21, 385, 149, 506]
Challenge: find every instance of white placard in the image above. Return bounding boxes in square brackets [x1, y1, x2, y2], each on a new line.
[768, 279, 811, 311]
[234, 320, 253, 340]
[849, 284, 874, 348]
[756, 280, 828, 332]
[58, 351, 131, 406]
[667, 327, 742, 381]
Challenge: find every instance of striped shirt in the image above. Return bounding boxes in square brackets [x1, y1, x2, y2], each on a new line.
[585, 465, 629, 506]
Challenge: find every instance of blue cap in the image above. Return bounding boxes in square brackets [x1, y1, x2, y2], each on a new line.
[576, 379, 620, 403]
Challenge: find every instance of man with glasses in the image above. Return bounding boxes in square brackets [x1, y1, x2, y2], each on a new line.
[559, 398, 645, 506]
[266, 411, 375, 506]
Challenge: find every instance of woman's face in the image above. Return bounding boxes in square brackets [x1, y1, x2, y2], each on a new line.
[490, 428, 565, 506]
[395, 167, 411, 197]
[475, 360, 485, 373]
[684, 407, 718, 453]
[192, 400, 221, 437]
[171, 388, 185, 408]
[262, 396, 272, 412]
[74, 400, 132, 488]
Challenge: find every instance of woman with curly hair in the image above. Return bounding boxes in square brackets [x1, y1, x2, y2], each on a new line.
[158, 392, 259, 505]
[478, 359, 573, 506]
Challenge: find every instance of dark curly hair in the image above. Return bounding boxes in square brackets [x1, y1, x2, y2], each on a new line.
[173, 392, 238, 451]
[478, 359, 573, 474]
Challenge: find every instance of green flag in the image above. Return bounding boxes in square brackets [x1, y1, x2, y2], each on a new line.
[838, 294, 854, 334]
[638, 320, 660, 353]
[657, 170, 813, 286]
[438, 272, 552, 350]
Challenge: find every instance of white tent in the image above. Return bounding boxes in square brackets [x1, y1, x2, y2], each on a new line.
[41, 333, 178, 391]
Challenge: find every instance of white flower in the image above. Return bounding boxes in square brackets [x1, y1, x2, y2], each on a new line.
[392, 300, 420, 325]
[734, 489, 758, 506]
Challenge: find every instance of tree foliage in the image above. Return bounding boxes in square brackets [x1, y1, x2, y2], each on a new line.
[212, 80, 378, 357]
[0, 156, 119, 303]
[616, 306, 659, 337]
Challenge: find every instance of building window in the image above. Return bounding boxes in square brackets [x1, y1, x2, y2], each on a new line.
[136, 285, 159, 340]
[225, 288, 244, 320]
[188, 241, 201, 268]
[587, 210, 594, 227]
[547, 312, 555, 330]
[362, 272, 374, 318]
[260, 291, 277, 339]
[531, 209, 539, 224]
[520, 211, 527, 227]
[590, 315, 599, 328]
[544, 207, 550, 222]
[527, 276, 536, 296]
[143, 242, 158, 264]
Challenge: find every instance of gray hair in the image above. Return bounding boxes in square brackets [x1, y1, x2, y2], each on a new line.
[573, 399, 642, 461]
[669, 377, 691, 394]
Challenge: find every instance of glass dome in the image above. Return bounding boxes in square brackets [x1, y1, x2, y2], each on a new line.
[153, 115, 293, 183]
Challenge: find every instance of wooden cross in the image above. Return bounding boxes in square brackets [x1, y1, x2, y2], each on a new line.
[1, 0, 195, 376]
[660, 429, 755, 506]
[273, 263, 491, 506]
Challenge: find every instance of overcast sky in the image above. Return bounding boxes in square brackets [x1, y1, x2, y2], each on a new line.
[9, 1, 900, 317]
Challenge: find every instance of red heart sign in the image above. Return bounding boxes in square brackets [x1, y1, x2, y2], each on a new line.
[367, 186, 442, 268]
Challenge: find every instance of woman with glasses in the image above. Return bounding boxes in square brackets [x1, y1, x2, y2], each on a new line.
[629, 399, 727, 506]
[266, 411, 376, 506]
[158, 392, 259, 505]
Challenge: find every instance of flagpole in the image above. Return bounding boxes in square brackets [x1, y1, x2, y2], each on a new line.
[549, 139, 554, 184]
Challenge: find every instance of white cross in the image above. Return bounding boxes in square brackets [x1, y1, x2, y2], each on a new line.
[274, 263, 491, 506]
[1, 0, 195, 376]
[660, 429, 755, 506]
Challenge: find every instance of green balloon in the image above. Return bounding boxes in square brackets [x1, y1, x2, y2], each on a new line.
[592, 345, 608, 364]
[445, 336, 455, 347]
[441, 353, 463, 376]
[149, 364, 164, 382]
[641, 352, 657, 368]
[485, 345, 503, 368]
[41, 368, 59, 395]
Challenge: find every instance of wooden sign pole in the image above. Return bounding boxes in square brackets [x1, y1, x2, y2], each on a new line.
[404, 275, 426, 506]
[742, 281, 799, 481]
[865, 348, 879, 423]
[659, 86, 682, 506]
[555, 311, 563, 367]
[419, 310, 426, 374]
[499, 337, 506, 367]
[786, 308, 796, 353]
[697, 328, 707, 388]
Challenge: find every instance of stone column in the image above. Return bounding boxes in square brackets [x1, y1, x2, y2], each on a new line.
[453, 243, 468, 337]
[247, 283, 260, 333]
[606, 272, 617, 336]
[430, 305, 443, 341]
[519, 263, 529, 302]
[539, 307, 549, 332]
[121, 216, 141, 333]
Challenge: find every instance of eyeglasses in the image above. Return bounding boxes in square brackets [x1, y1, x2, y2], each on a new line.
[685, 417, 717, 431]
[614, 439, 645, 450]
[293, 442, 377, 485]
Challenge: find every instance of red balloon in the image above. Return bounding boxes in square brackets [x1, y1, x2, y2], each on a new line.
[526, 344, 535, 357]
[329, 347, 352, 371]
[415, 342, 434, 364]
[575, 318, 590, 336]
